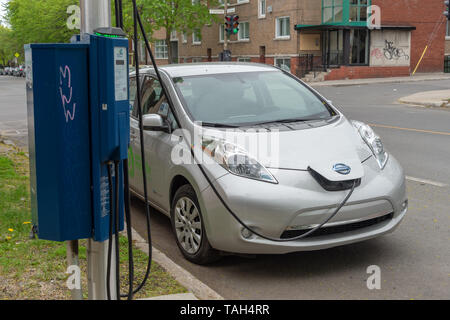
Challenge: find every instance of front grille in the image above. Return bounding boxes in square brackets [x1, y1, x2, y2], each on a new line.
[280, 212, 394, 239]
[308, 168, 361, 191]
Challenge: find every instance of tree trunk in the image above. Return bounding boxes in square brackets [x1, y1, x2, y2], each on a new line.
[166, 33, 172, 64]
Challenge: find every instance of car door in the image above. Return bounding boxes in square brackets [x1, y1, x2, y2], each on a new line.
[129, 75, 180, 212]
[128, 76, 142, 193]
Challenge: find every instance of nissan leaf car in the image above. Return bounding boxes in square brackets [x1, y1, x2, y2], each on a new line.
[128, 63, 407, 264]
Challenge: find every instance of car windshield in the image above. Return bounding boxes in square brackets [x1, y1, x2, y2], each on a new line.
[172, 71, 335, 126]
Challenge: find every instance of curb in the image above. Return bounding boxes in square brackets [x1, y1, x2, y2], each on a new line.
[397, 99, 450, 108]
[309, 75, 450, 87]
[130, 226, 224, 300]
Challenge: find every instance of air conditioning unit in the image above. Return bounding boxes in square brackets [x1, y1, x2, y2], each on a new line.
[267, 5, 273, 13]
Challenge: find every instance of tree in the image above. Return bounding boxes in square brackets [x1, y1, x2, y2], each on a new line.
[148, 0, 219, 64]
[0, 25, 15, 66]
[113, 0, 219, 64]
[4, 0, 79, 59]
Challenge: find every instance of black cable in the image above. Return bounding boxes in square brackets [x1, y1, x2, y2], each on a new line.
[123, 159, 134, 300]
[114, 0, 120, 27]
[106, 163, 114, 300]
[118, 0, 124, 29]
[195, 157, 357, 242]
[119, 0, 153, 296]
[135, 8, 171, 101]
[114, 161, 120, 300]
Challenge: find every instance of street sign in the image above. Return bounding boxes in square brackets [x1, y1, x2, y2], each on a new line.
[15, 53, 20, 58]
[209, 7, 235, 14]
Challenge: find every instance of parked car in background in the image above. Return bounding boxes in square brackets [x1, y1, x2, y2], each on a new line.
[16, 65, 25, 77]
[4, 67, 12, 75]
[12, 67, 20, 76]
[0, 67, 4, 75]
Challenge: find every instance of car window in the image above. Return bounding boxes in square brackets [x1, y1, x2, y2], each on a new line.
[172, 71, 334, 126]
[137, 76, 179, 130]
[129, 77, 137, 114]
[142, 78, 163, 115]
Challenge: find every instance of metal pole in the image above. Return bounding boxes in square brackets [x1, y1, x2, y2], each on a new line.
[79, 0, 117, 300]
[224, 1, 228, 52]
[80, 0, 111, 34]
[87, 237, 117, 300]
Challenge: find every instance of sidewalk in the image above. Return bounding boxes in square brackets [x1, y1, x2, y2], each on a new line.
[398, 89, 450, 108]
[309, 73, 450, 87]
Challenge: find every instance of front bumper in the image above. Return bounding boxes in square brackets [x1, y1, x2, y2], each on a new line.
[198, 155, 407, 254]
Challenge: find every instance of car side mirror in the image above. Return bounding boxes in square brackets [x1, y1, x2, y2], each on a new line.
[143, 114, 168, 132]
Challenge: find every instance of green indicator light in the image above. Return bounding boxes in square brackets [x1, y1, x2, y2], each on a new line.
[95, 32, 121, 38]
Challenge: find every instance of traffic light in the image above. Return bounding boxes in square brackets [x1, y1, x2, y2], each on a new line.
[445, 0, 450, 20]
[232, 15, 239, 35]
[225, 15, 233, 35]
[225, 15, 239, 35]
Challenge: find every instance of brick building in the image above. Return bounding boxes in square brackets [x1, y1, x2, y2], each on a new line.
[148, 0, 448, 80]
[446, 20, 450, 55]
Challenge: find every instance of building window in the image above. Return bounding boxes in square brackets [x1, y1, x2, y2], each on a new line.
[447, 21, 450, 38]
[219, 25, 225, 42]
[193, 29, 201, 44]
[155, 40, 168, 59]
[237, 57, 251, 62]
[258, 0, 266, 18]
[170, 30, 177, 41]
[274, 57, 291, 72]
[182, 32, 187, 43]
[238, 22, 250, 41]
[276, 17, 290, 39]
[237, 0, 249, 3]
[349, 29, 369, 65]
[322, 0, 344, 23]
[192, 57, 202, 63]
[350, 0, 369, 22]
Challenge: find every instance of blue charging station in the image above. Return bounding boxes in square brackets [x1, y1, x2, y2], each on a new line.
[26, 30, 130, 242]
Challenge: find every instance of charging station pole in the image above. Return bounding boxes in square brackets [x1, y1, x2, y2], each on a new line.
[79, 0, 118, 300]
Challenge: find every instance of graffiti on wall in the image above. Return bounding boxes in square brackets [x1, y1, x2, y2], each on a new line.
[370, 30, 411, 67]
[382, 40, 410, 60]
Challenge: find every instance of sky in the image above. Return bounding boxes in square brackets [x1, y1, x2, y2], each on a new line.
[0, 0, 6, 25]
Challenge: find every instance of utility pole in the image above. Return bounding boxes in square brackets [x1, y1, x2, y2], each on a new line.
[79, 0, 118, 300]
[224, 1, 228, 52]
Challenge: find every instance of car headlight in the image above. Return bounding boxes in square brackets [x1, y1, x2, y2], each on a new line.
[202, 137, 278, 184]
[352, 121, 389, 169]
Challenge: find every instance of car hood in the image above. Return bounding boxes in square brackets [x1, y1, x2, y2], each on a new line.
[199, 117, 372, 181]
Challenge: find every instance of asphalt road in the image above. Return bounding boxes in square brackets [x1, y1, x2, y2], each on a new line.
[1, 75, 449, 299]
[0, 76, 28, 147]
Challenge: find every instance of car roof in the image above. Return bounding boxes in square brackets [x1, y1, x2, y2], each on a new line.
[136, 62, 280, 78]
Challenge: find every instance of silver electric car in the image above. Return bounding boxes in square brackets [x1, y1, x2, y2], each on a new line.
[128, 63, 407, 264]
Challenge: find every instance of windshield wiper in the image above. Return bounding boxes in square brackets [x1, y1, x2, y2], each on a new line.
[201, 122, 240, 128]
[253, 117, 322, 126]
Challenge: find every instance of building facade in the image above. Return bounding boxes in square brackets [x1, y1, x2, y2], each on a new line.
[446, 20, 450, 55]
[150, 0, 447, 79]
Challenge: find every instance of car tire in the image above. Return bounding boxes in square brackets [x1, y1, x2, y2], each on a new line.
[170, 184, 220, 265]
